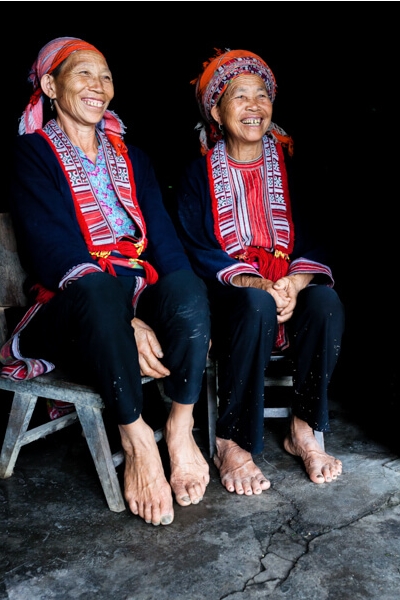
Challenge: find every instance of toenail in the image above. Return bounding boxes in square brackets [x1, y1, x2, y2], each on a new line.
[181, 495, 190, 503]
[161, 515, 173, 525]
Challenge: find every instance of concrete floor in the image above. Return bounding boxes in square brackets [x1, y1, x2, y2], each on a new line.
[1, 378, 400, 600]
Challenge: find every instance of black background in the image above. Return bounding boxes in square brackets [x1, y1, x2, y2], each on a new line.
[2, 2, 398, 442]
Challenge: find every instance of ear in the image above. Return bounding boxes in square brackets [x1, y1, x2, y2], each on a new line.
[211, 104, 221, 125]
[40, 73, 56, 99]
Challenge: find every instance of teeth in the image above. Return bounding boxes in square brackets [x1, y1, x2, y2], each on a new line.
[83, 100, 103, 107]
[242, 118, 261, 125]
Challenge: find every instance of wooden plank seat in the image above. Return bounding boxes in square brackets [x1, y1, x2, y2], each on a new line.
[0, 369, 158, 512]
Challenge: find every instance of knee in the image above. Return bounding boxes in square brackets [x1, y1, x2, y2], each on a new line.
[73, 271, 119, 295]
[301, 285, 345, 327]
[316, 286, 344, 315]
[240, 287, 277, 325]
[162, 270, 210, 317]
[71, 272, 129, 315]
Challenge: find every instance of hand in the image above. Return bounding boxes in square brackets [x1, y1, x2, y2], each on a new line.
[231, 273, 290, 317]
[131, 317, 171, 379]
[231, 273, 314, 324]
[273, 274, 314, 323]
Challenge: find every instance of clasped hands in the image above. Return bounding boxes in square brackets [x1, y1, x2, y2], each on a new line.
[232, 273, 314, 324]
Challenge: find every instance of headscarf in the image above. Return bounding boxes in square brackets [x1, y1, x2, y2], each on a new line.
[192, 48, 292, 156]
[18, 36, 127, 154]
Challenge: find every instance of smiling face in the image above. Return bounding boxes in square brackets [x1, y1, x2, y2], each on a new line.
[41, 50, 114, 130]
[211, 74, 273, 157]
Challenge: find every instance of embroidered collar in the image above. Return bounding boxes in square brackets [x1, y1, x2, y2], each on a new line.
[207, 136, 294, 258]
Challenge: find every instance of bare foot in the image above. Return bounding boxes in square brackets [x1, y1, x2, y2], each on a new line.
[214, 437, 270, 495]
[164, 402, 210, 507]
[119, 418, 174, 526]
[284, 416, 342, 484]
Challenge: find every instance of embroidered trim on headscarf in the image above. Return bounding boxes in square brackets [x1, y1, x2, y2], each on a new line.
[194, 49, 277, 124]
[191, 49, 295, 155]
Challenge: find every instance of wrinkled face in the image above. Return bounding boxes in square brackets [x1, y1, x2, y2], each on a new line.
[211, 74, 272, 145]
[45, 50, 114, 127]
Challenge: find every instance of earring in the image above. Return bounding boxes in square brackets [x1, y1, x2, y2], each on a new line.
[218, 123, 224, 134]
[50, 98, 54, 111]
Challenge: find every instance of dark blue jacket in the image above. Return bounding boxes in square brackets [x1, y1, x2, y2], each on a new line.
[9, 132, 192, 295]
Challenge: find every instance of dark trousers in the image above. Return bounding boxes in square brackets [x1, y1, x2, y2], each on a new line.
[208, 283, 345, 454]
[19, 270, 211, 425]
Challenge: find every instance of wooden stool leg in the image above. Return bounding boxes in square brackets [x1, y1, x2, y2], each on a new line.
[206, 359, 218, 458]
[314, 430, 325, 452]
[75, 404, 126, 513]
[0, 392, 37, 478]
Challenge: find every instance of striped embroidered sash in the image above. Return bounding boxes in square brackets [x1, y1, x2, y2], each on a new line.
[207, 136, 294, 260]
[40, 120, 147, 254]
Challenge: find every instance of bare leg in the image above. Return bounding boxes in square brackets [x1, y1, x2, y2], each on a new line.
[119, 417, 174, 526]
[284, 415, 343, 483]
[214, 437, 271, 496]
[164, 402, 210, 506]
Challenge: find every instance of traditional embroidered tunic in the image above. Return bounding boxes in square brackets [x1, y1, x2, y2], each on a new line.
[176, 136, 334, 350]
[1, 121, 192, 381]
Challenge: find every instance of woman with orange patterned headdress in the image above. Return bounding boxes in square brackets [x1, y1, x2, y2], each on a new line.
[176, 48, 345, 495]
[1, 37, 212, 526]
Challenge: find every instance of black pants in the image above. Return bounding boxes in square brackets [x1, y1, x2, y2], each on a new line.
[19, 270, 211, 425]
[208, 283, 345, 454]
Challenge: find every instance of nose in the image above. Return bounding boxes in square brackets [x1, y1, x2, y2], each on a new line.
[87, 74, 104, 91]
[246, 96, 259, 110]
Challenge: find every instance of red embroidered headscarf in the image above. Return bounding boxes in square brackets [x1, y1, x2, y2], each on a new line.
[18, 36, 127, 154]
[192, 48, 292, 156]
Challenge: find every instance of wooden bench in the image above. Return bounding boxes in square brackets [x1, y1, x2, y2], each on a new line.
[0, 212, 159, 512]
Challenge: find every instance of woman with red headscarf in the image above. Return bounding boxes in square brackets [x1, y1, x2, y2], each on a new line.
[1, 37, 211, 526]
[176, 49, 345, 494]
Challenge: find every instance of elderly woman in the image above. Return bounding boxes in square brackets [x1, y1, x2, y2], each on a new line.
[176, 49, 345, 495]
[1, 37, 211, 526]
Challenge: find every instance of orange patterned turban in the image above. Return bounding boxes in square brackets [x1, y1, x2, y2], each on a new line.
[191, 49, 278, 155]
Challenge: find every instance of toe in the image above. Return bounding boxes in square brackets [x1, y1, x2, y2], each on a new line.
[160, 513, 174, 525]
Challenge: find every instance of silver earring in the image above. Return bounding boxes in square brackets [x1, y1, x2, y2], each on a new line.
[50, 98, 54, 111]
[218, 123, 224, 133]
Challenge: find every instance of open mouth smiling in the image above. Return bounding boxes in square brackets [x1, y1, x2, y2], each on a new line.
[82, 99, 104, 108]
[241, 118, 262, 125]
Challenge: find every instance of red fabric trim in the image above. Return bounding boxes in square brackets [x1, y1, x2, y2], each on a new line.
[38, 124, 157, 286]
[37, 128, 94, 251]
